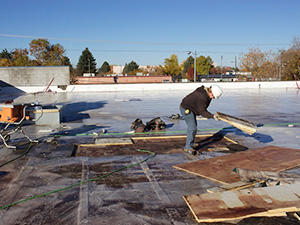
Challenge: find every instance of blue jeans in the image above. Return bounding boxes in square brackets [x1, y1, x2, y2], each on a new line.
[180, 106, 197, 150]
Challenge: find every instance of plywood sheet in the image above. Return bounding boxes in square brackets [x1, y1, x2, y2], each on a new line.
[174, 145, 300, 185]
[183, 182, 300, 223]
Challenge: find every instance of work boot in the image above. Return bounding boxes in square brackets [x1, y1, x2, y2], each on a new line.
[192, 143, 200, 149]
[184, 148, 199, 155]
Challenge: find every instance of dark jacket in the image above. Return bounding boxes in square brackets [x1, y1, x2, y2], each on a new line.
[180, 85, 214, 118]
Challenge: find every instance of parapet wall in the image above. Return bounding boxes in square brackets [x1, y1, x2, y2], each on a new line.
[2, 81, 297, 94]
[0, 66, 70, 86]
[75, 75, 172, 84]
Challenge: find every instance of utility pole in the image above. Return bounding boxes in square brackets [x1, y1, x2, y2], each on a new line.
[88, 58, 90, 75]
[221, 55, 223, 80]
[188, 51, 198, 82]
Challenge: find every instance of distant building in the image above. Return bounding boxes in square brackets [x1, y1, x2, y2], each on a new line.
[111, 65, 157, 75]
[111, 65, 125, 74]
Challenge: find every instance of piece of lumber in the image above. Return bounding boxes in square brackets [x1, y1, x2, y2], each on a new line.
[174, 145, 300, 185]
[94, 137, 133, 145]
[184, 182, 300, 223]
[207, 181, 264, 193]
[216, 112, 258, 135]
[208, 147, 229, 152]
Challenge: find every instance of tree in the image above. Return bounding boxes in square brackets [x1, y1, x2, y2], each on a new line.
[123, 61, 139, 74]
[0, 49, 13, 66]
[161, 54, 181, 78]
[186, 66, 194, 80]
[0, 49, 12, 60]
[183, 56, 194, 74]
[29, 38, 66, 66]
[47, 43, 66, 66]
[99, 61, 111, 74]
[197, 55, 213, 75]
[280, 48, 300, 81]
[29, 38, 50, 65]
[239, 48, 276, 80]
[76, 48, 97, 75]
[12, 48, 30, 66]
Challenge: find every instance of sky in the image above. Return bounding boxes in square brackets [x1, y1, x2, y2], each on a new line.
[0, 0, 300, 68]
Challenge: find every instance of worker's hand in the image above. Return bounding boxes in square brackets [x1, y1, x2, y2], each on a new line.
[213, 114, 220, 121]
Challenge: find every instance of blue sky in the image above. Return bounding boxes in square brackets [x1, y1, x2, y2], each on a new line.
[0, 0, 299, 68]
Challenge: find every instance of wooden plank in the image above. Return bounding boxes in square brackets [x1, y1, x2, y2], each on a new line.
[174, 146, 300, 185]
[94, 137, 133, 145]
[216, 112, 258, 135]
[207, 181, 264, 193]
[184, 183, 300, 223]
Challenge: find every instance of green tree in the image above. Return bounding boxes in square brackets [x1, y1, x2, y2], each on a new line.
[183, 56, 194, 74]
[161, 54, 181, 78]
[0, 49, 13, 60]
[123, 61, 139, 74]
[197, 55, 213, 75]
[76, 48, 97, 75]
[99, 61, 111, 74]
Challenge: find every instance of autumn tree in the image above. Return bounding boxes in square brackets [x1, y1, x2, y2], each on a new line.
[99, 61, 111, 74]
[0, 49, 13, 66]
[281, 37, 300, 81]
[29, 38, 66, 66]
[183, 56, 194, 74]
[280, 49, 300, 81]
[11, 48, 31, 66]
[239, 48, 277, 80]
[186, 67, 194, 80]
[76, 48, 97, 75]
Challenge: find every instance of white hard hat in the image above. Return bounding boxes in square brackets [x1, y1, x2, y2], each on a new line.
[211, 85, 223, 99]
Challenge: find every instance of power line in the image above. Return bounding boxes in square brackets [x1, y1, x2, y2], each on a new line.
[0, 33, 290, 47]
[65, 49, 241, 54]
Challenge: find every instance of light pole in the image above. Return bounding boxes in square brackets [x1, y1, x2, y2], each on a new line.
[188, 51, 197, 82]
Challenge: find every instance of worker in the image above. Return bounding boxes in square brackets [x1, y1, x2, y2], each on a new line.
[179, 85, 223, 154]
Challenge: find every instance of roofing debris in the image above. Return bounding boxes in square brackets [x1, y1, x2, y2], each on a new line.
[183, 182, 300, 223]
[174, 145, 300, 223]
[173, 145, 300, 185]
